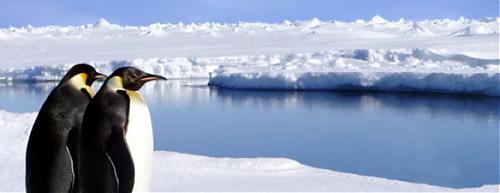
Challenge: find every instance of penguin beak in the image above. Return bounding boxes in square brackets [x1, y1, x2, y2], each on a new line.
[85, 72, 107, 86]
[94, 72, 107, 80]
[139, 73, 167, 82]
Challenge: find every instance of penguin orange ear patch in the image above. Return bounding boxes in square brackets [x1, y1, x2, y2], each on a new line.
[80, 73, 88, 83]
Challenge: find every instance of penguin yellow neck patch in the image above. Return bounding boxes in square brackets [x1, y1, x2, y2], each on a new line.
[69, 73, 94, 97]
[106, 76, 124, 91]
[106, 76, 144, 103]
[126, 90, 144, 103]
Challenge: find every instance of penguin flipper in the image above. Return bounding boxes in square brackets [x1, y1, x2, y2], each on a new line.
[79, 149, 119, 193]
[67, 127, 81, 193]
[105, 153, 120, 191]
[65, 146, 75, 193]
[106, 130, 135, 193]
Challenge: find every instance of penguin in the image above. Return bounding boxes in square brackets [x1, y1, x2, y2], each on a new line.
[25, 64, 106, 193]
[79, 67, 165, 193]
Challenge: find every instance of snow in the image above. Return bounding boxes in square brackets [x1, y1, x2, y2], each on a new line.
[92, 18, 120, 29]
[0, 17, 498, 96]
[450, 23, 500, 36]
[405, 22, 435, 36]
[370, 15, 388, 24]
[0, 110, 497, 192]
[207, 49, 500, 96]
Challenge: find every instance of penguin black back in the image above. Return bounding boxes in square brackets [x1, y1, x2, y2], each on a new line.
[79, 67, 165, 193]
[79, 86, 132, 193]
[26, 64, 105, 193]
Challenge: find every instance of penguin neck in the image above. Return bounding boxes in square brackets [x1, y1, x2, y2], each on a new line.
[105, 76, 142, 100]
[68, 73, 94, 97]
[105, 76, 125, 92]
[107, 75, 153, 191]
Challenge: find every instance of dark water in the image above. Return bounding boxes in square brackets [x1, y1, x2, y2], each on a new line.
[0, 80, 498, 189]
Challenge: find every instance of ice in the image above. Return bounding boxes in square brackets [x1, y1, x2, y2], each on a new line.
[0, 49, 497, 96]
[0, 111, 497, 192]
[0, 17, 498, 95]
[370, 15, 388, 24]
[93, 18, 113, 28]
[208, 49, 500, 96]
[450, 23, 499, 36]
[404, 22, 435, 36]
[293, 17, 322, 28]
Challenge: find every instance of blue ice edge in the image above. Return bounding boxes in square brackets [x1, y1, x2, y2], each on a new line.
[208, 72, 500, 97]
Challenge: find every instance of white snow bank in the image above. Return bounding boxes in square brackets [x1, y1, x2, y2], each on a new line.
[0, 111, 498, 192]
[209, 71, 500, 96]
[1, 48, 498, 96]
[207, 49, 500, 96]
[0, 58, 218, 81]
[0, 17, 498, 68]
[450, 22, 500, 36]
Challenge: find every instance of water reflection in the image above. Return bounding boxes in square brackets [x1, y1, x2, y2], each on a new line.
[0, 82, 57, 112]
[0, 80, 498, 189]
[209, 87, 499, 123]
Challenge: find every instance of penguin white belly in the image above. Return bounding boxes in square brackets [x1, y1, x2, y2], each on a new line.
[125, 92, 154, 192]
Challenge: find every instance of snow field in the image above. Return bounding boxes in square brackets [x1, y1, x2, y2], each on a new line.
[0, 111, 497, 192]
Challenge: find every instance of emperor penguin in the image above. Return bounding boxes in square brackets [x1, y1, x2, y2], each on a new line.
[26, 64, 106, 193]
[79, 67, 165, 193]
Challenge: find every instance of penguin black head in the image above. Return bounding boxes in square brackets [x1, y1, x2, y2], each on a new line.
[61, 64, 107, 86]
[106, 67, 166, 91]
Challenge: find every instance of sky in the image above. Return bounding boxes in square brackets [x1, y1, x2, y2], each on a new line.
[0, 0, 498, 27]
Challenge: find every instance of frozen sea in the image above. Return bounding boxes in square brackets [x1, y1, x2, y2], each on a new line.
[0, 80, 498, 189]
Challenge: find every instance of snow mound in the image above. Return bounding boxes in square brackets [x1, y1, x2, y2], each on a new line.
[94, 18, 111, 28]
[206, 49, 500, 96]
[370, 15, 388, 24]
[355, 19, 366, 24]
[92, 18, 120, 29]
[405, 21, 435, 36]
[0, 111, 497, 192]
[294, 17, 322, 28]
[450, 23, 499, 36]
